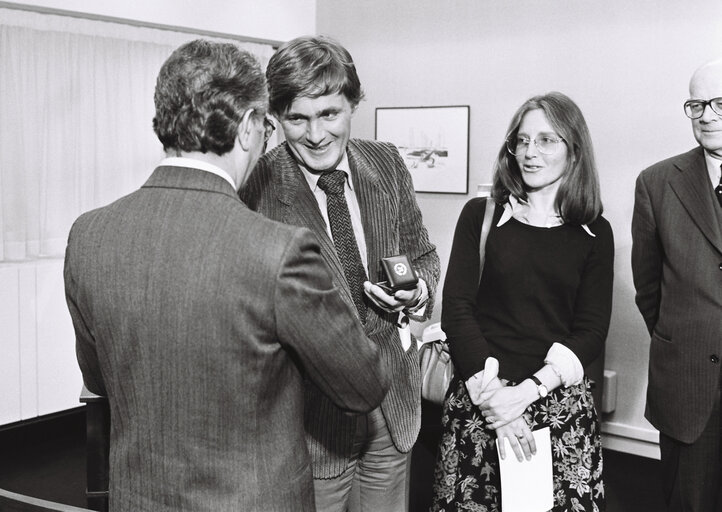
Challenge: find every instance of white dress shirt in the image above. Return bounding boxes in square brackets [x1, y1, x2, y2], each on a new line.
[704, 150, 722, 188]
[159, 156, 236, 190]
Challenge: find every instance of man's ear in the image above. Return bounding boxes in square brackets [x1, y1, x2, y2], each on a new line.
[237, 109, 255, 151]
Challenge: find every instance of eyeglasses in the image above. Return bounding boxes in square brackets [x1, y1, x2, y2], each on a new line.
[247, 109, 276, 142]
[506, 134, 565, 156]
[263, 115, 275, 142]
[261, 115, 275, 152]
[684, 97, 722, 119]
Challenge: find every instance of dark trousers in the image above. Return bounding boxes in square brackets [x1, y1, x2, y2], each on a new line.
[659, 392, 722, 512]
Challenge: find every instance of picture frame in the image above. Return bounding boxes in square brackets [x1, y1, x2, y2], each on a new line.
[375, 105, 469, 194]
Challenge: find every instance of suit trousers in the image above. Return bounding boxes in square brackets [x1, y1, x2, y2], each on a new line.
[314, 407, 408, 512]
[659, 387, 722, 512]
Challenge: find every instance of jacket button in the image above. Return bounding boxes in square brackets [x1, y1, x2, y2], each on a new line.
[711, 355, 720, 364]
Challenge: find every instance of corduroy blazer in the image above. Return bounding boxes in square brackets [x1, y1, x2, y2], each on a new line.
[632, 146, 722, 443]
[241, 139, 440, 478]
[65, 165, 390, 511]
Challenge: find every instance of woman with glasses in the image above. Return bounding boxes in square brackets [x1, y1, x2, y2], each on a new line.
[431, 91, 613, 511]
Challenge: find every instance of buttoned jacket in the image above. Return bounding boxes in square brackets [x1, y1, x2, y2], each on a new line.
[632, 146, 722, 443]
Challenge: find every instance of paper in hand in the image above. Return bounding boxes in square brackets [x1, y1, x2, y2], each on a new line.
[496, 426, 554, 512]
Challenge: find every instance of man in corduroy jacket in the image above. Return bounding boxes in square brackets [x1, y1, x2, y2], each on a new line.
[241, 35, 440, 512]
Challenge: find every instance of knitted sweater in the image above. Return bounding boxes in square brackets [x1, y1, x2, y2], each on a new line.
[442, 197, 614, 381]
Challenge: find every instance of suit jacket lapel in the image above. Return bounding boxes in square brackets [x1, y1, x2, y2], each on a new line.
[273, 146, 356, 308]
[347, 140, 395, 282]
[669, 147, 722, 254]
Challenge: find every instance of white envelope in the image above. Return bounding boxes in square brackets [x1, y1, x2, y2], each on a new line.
[495, 426, 554, 512]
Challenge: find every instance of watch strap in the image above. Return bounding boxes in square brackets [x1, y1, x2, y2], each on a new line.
[530, 375, 548, 398]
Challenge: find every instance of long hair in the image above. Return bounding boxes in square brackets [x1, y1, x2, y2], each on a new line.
[152, 39, 267, 155]
[266, 35, 365, 116]
[491, 91, 602, 225]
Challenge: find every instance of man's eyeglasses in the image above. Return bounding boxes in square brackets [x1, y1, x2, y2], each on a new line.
[263, 115, 275, 142]
[684, 97, 722, 119]
[506, 135, 565, 156]
[262, 115, 275, 152]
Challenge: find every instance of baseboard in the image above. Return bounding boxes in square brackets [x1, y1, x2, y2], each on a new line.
[601, 421, 660, 459]
[0, 406, 85, 444]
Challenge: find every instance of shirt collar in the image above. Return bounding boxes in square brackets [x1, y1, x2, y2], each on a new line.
[497, 195, 595, 237]
[703, 150, 722, 187]
[158, 156, 236, 190]
[299, 153, 354, 192]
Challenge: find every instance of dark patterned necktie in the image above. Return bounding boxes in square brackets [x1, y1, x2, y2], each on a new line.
[317, 170, 368, 323]
[716, 165, 722, 208]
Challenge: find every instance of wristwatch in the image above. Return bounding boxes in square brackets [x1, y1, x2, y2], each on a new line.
[530, 376, 548, 399]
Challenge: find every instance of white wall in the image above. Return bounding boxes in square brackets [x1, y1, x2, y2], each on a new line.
[3, 0, 719, 449]
[1, 0, 316, 42]
[0, 0, 316, 426]
[0, 260, 80, 424]
[317, 0, 722, 451]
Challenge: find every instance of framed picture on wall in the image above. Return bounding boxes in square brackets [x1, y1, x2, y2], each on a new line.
[375, 105, 469, 194]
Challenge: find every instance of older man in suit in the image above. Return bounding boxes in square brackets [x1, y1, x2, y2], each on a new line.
[64, 39, 390, 512]
[241, 35, 440, 512]
[632, 58, 722, 511]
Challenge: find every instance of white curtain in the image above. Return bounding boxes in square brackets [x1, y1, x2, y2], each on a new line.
[0, 8, 275, 261]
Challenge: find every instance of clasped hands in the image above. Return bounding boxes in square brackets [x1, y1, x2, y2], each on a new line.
[467, 358, 537, 462]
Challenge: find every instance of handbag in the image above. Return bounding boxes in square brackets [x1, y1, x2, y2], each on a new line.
[419, 324, 452, 405]
[419, 198, 496, 405]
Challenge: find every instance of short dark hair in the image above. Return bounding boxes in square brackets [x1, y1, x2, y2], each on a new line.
[152, 39, 267, 155]
[491, 91, 602, 225]
[265, 35, 364, 116]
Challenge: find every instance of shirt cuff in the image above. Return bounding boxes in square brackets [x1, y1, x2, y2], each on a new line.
[404, 278, 428, 316]
[544, 342, 584, 387]
[465, 356, 499, 391]
[397, 322, 412, 351]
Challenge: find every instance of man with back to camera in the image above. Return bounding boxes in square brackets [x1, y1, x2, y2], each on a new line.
[632, 58, 722, 511]
[64, 39, 390, 512]
[240, 35, 440, 512]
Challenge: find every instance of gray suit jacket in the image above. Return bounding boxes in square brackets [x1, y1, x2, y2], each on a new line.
[65, 165, 390, 511]
[241, 139, 440, 478]
[632, 146, 722, 443]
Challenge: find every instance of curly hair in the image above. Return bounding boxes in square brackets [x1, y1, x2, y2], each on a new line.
[266, 35, 364, 117]
[152, 39, 267, 155]
[491, 91, 602, 225]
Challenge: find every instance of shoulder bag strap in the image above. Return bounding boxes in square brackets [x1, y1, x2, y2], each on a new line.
[478, 198, 496, 283]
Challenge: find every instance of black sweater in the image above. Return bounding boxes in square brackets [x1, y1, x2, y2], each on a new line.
[441, 197, 614, 382]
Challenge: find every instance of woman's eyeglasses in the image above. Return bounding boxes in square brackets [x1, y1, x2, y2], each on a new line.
[506, 135, 565, 156]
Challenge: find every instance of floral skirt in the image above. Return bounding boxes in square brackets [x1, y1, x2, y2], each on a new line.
[431, 376, 604, 512]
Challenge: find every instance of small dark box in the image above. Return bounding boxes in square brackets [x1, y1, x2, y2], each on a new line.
[378, 255, 419, 292]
